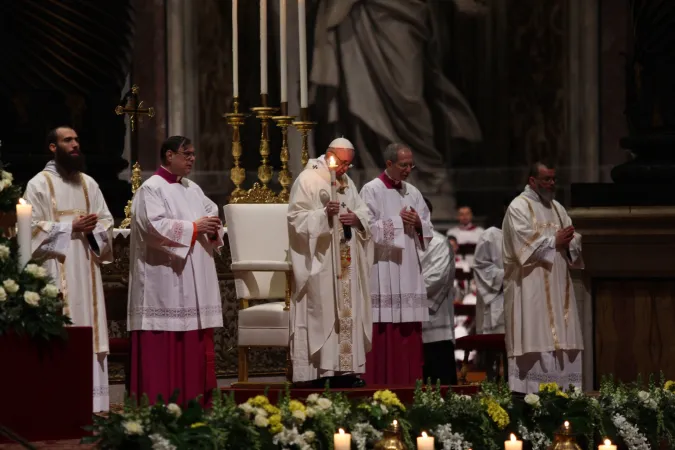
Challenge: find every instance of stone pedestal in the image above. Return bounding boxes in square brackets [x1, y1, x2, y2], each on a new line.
[568, 206, 675, 390]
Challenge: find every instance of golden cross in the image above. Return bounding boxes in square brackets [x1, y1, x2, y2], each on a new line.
[115, 85, 155, 131]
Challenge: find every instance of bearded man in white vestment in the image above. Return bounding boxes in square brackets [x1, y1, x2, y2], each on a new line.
[360, 143, 433, 385]
[128, 136, 224, 406]
[288, 137, 373, 388]
[25, 126, 114, 413]
[502, 162, 584, 393]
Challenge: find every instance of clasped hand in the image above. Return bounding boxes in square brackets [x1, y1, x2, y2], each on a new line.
[326, 201, 360, 227]
[555, 225, 575, 249]
[72, 214, 98, 233]
[400, 207, 421, 228]
[195, 216, 222, 235]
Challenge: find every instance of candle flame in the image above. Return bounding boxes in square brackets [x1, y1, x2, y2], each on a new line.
[328, 155, 337, 168]
[421, 432, 428, 438]
[604, 439, 611, 446]
[18, 198, 26, 205]
[564, 421, 570, 428]
[510, 434, 516, 442]
[339, 428, 345, 435]
[393, 419, 398, 426]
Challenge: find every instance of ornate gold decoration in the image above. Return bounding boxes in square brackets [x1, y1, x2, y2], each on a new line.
[224, 97, 249, 202]
[119, 162, 142, 229]
[374, 420, 406, 450]
[115, 85, 155, 131]
[292, 108, 316, 168]
[548, 421, 582, 450]
[272, 114, 295, 203]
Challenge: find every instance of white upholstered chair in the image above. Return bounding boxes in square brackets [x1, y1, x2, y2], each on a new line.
[223, 203, 292, 382]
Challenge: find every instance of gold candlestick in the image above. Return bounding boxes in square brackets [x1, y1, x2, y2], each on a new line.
[272, 113, 295, 203]
[244, 94, 279, 203]
[292, 107, 316, 168]
[224, 97, 249, 203]
[119, 162, 142, 229]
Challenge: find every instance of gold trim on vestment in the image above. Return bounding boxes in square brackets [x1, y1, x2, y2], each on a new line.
[337, 230, 354, 372]
[79, 173, 101, 354]
[551, 203, 572, 327]
[42, 173, 69, 318]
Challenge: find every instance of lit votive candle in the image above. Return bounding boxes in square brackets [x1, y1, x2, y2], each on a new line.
[599, 439, 617, 450]
[417, 431, 434, 450]
[504, 433, 523, 450]
[334, 428, 351, 450]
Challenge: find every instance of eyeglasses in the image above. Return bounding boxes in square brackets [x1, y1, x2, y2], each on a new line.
[536, 176, 555, 183]
[174, 150, 196, 160]
[395, 162, 415, 170]
[328, 153, 353, 169]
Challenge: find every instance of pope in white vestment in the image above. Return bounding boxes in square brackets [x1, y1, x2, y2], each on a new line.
[360, 144, 433, 385]
[128, 136, 224, 406]
[25, 127, 114, 412]
[288, 138, 373, 385]
[502, 163, 584, 393]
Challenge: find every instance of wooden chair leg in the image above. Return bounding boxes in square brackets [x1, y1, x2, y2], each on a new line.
[459, 350, 470, 385]
[238, 347, 249, 382]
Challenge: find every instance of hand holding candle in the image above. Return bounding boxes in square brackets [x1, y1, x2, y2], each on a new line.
[334, 428, 351, 450]
[599, 439, 617, 450]
[417, 431, 434, 450]
[16, 198, 32, 269]
[504, 433, 522, 450]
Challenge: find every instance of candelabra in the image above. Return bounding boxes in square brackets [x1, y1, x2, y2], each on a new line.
[119, 162, 142, 229]
[244, 94, 280, 203]
[224, 97, 248, 203]
[272, 101, 295, 203]
[292, 107, 317, 168]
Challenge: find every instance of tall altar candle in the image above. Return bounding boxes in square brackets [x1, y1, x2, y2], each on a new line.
[232, 0, 239, 97]
[16, 198, 31, 269]
[279, 0, 288, 103]
[260, 0, 268, 94]
[298, 0, 308, 107]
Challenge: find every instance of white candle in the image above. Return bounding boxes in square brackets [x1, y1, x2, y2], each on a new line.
[260, 0, 268, 94]
[417, 431, 434, 450]
[504, 433, 522, 450]
[232, 0, 239, 97]
[16, 198, 32, 269]
[279, 0, 288, 103]
[328, 156, 337, 200]
[334, 428, 351, 450]
[599, 439, 617, 450]
[297, 0, 308, 107]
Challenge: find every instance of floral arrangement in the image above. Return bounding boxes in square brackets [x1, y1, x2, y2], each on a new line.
[85, 376, 675, 449]
[0, 235, 71, 341]
[0, 168, 22, 213]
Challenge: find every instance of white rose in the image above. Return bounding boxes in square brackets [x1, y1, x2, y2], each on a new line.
[41, 284, 59, 298]
[306, 393, 319, 404]
[3, 279, 18, 293]
[0, 287, 6, 302]
[24, 264, 47, 279]
[524, 394, 541, 407]
[305, 407, 317, 418]
[380, 404, 388, 414]
[123, 420, 144, 435]
[24, 291, 40, 306]
[238, 403, 254, 414]
[166, 403, 182, 418]
[254, 414, 269, 427]
[1, 171, 13, 183]
[0, 245, 10, 261]
[317, 398, 332, 410]
[637, 391, 650, 402]
[292, 409, 306, 421]
[254, 407, 267, 417]
[303, 430, 316, 442]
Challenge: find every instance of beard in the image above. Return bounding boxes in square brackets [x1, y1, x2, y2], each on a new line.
[55, 145, 85, 175]
[535, 185, 555, 204]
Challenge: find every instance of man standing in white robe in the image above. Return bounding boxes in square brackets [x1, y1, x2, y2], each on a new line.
[502, 161, 584, 393]
[128, 136, 224, 406]
[288, 137, 373, 388]
[420, 197, 457, 385]
[25, 126, 114, 413]
[360, 143, 433, 385]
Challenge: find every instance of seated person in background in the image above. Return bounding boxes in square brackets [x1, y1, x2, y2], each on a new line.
[420, 198, 457, 385]
[446, 206, 484, 265]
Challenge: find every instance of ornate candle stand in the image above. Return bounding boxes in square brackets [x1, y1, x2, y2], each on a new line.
[243, 94, 279, 203]
[224, 97, 249, 203]
[272, 104, 295, 203]
[292, 107, 317, 168]
[118, 162, 142, 229]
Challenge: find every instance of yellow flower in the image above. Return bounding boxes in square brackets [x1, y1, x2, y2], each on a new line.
[269, 414, 283, 434]
[665, 381, 675, 393]
[373, 390, 406, 411]
[481, 398, 509, 429]
[556, 390, 569, 399]
[248, 395, 269, 407]
[264, 404, 280, 415]
[289, 400, 306, 413]
[539, 382, 561, 394]
[190, 422, 207, 429]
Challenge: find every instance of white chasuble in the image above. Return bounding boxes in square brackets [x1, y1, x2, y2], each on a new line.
[288, 156, 373, 382]
[24, 161, 114, 412]
[128, 172, 224, 332]
[360, 176, 432, 323]
[473, 227, 505, 334]
[502, 185, 584, 393]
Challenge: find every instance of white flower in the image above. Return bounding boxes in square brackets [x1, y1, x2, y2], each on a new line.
[570, 386, 583, 399]
[166, 403, 181, 418]
[3, 279, 19, 293]
[458, 395, 472, 401]
[254, 407, 267, 417]
[25, 264, 47, 278]
[292, 409, 306, 421]
[637, 391, 650, 402]
[0, 245, 10, 261]
[524, 393, 541, 407]
[305, 406, 317, 417]
[0, 287, 6, 302]
[1, 171, 13, 183]
[123, 420, 144, 435]
[24, 291, 40, 306]
[254, 414, 269, 427]
[238, 403, 254, 414]
[317, 397, 332, 409]
[149, 433, 176, 450]
[306, 393, 319, 403]
[1, 179, 10, 190]
[380, 404, 388, 414]
[40, 284, 59, 298]
[612, 414, 651, 450]
[433, 423, 472, 450]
